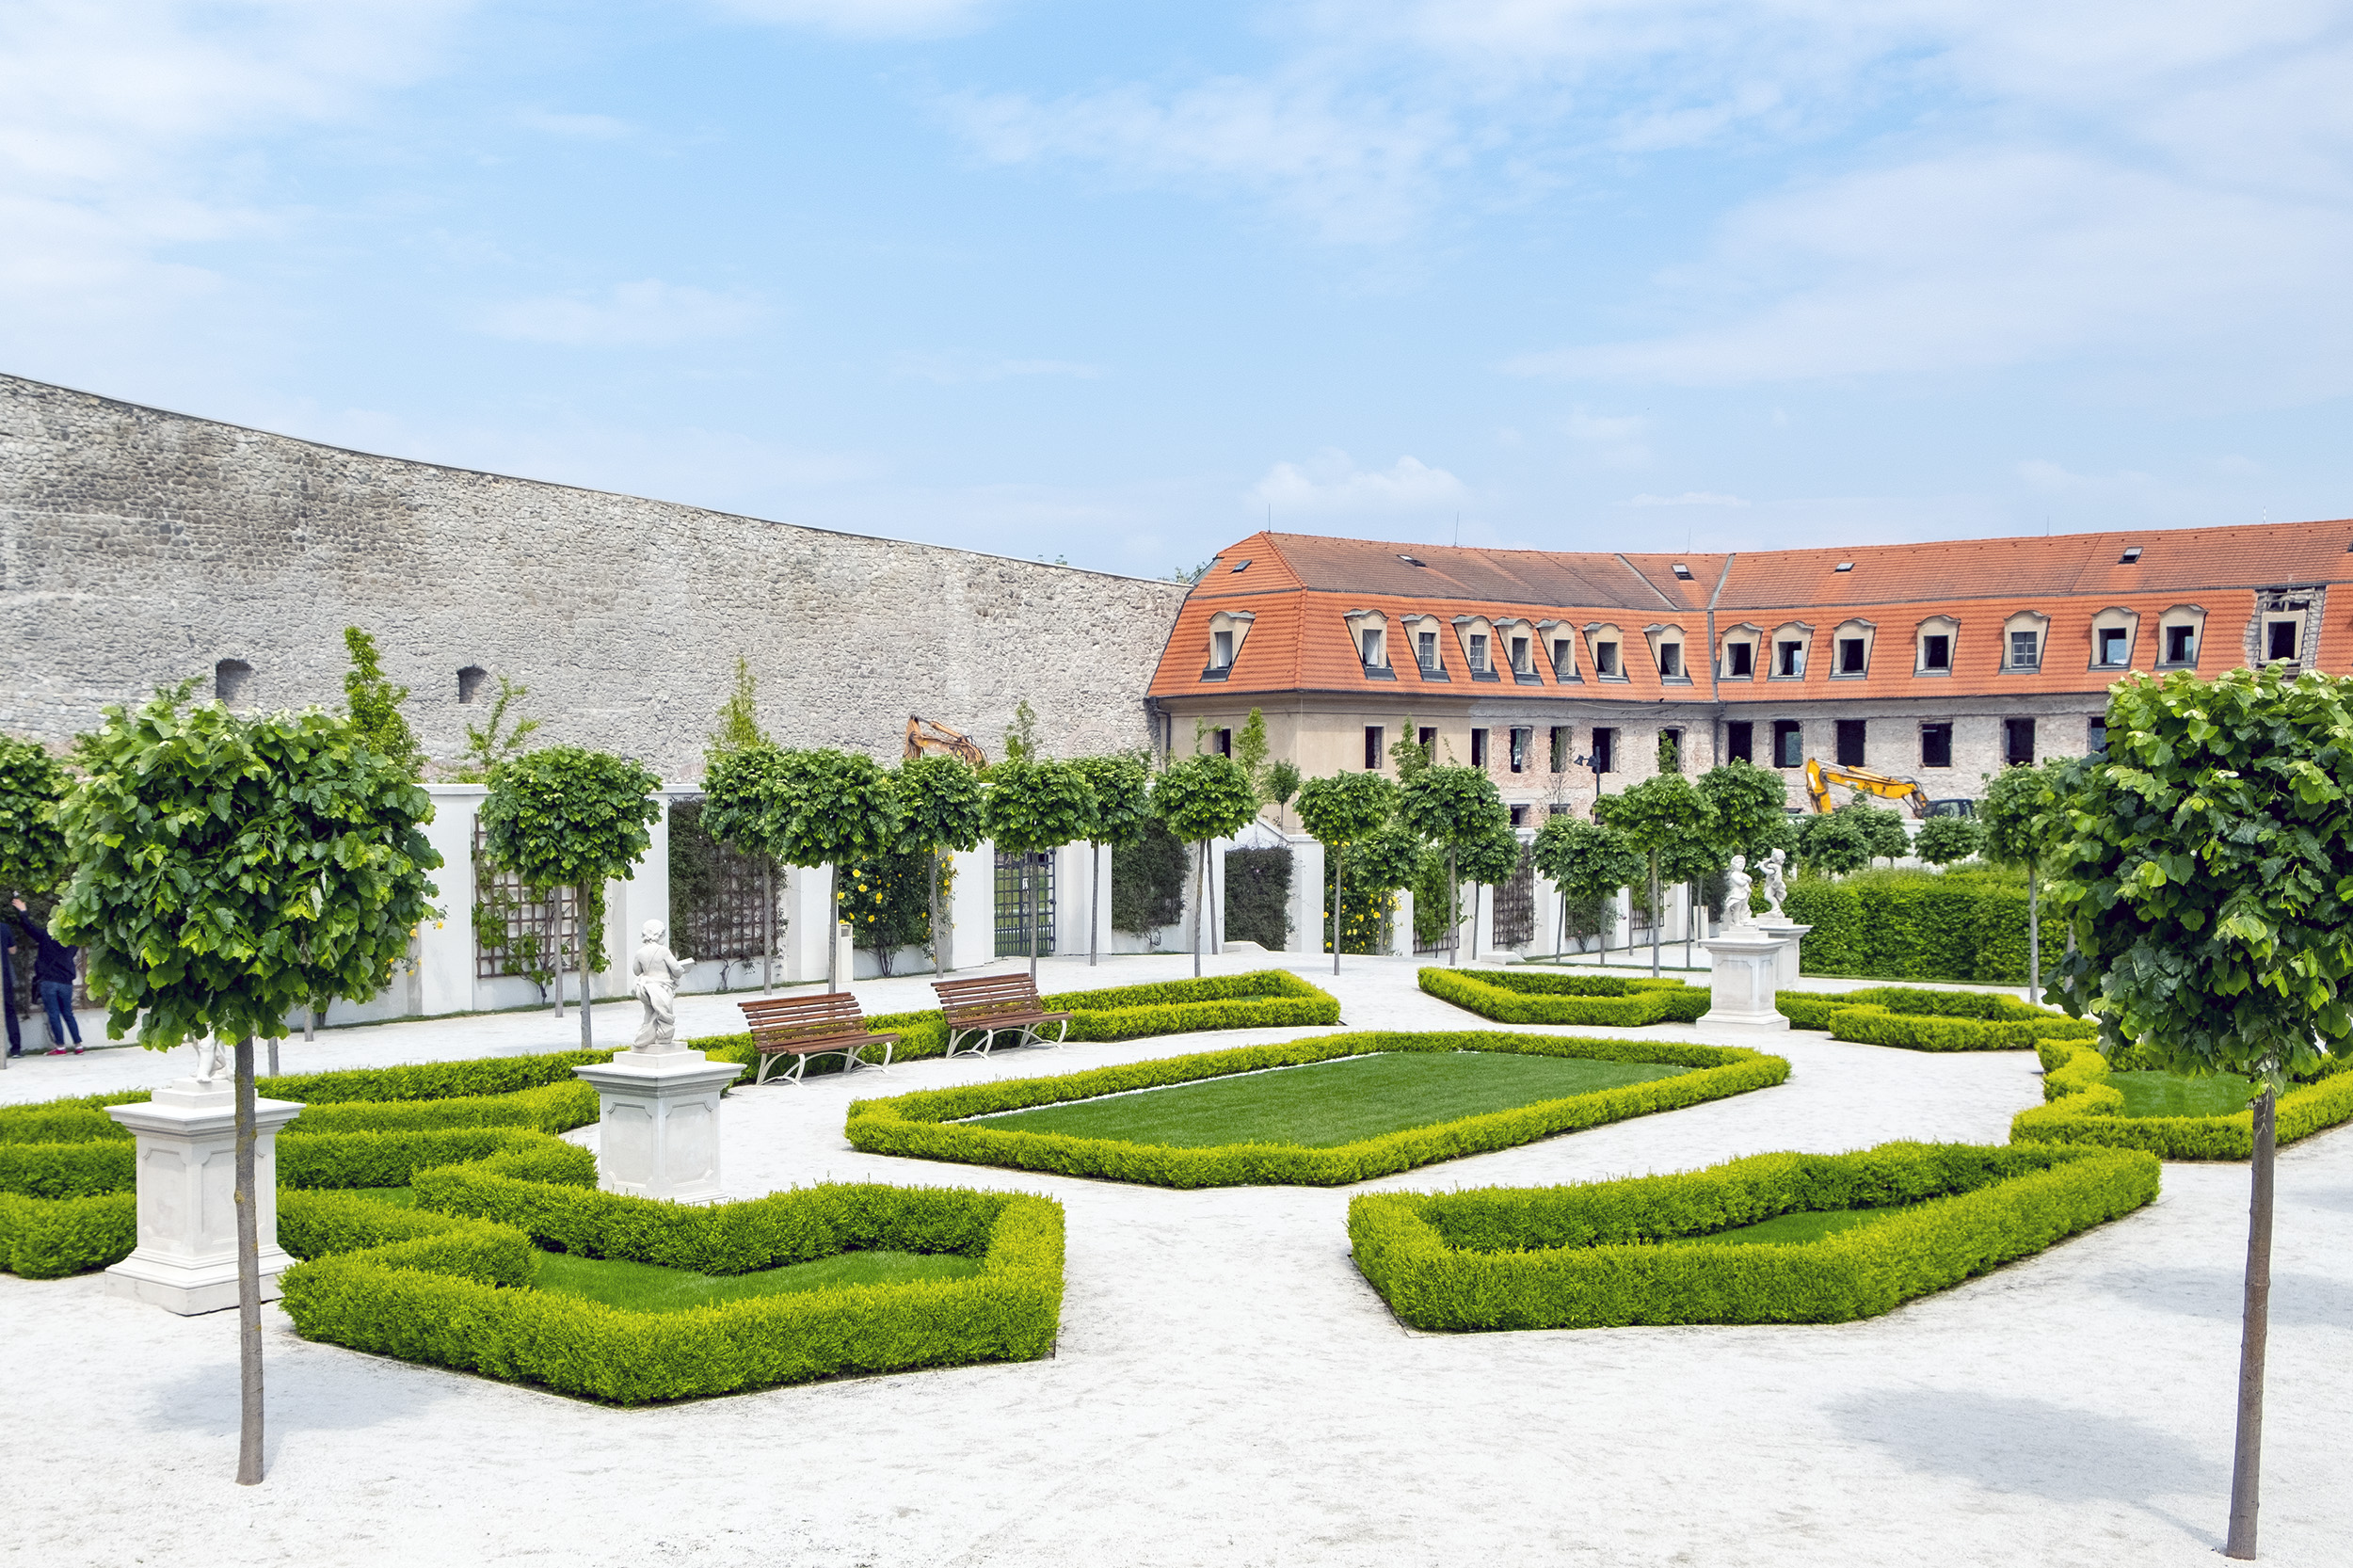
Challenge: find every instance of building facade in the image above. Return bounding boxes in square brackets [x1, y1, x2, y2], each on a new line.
[1145, 526, 2353, 820]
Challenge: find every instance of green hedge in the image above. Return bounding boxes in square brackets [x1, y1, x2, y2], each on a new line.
[1349, 1142, 2158, 1330]
[2011, 1040, 2353, 1160]
[1772, 986, 2098, 1051]
[691, 968, 1341, 1078]
[0, 1049, 610, 1278]
[844, 1030, 1788, 1188]
[1785, 869, 2060, 984]
[1419, 968, 1708, 1027]
[278, 1179, 1064, 1404]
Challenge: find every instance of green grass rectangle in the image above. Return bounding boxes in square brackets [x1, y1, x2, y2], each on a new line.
[2012, 1039, 2353, 1160]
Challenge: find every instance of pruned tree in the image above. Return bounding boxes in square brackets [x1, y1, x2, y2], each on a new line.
[1696, 760, 1792, 864]
[1148, 754, 1259, 977]
[1913, 814, 1985, 867]
[2041, 666, 2353, 1560]
[1396, 764, 1508, 967]
[1293, 771, 1397, 974]
[700, 740, 792, 991]
[984, 759, 1096, 985]
[1532, 814, 1641, 962]
[1070, 754, 1151, 968]
[1793, 808, 1872, 878]
[0, 734, 70, 904]
[481, 745, 664, 1047]
[769, 749, 900, 991]
[1595, 774, 1719, 978]
[1846, 800, 1911, 868]
[53, 688, 440, 1485]
[1456, 821, 1525, 963]
[1262, 759, 1302, 830]
[1982, 758, 2069, 993]
[898, 754, 989, 973]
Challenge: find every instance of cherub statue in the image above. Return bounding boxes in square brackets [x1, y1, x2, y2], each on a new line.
[191, 1034, 229, 1082]
[1723, 855, 1755, 930]
[630, 920, 699, 1053]
[1760, 847, 1789, 921]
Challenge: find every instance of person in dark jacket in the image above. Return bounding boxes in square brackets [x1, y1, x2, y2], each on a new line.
[7, 900, 81, 1054]
[0, 919, 21, 1057]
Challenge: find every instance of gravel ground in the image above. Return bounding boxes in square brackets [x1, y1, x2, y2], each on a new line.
[3, 952, 2345, 1567]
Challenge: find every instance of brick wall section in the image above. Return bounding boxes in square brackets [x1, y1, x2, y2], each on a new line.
[0, 376, 1188, 778]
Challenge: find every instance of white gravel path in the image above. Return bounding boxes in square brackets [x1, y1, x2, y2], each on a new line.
[3, 952, 2346, 1567]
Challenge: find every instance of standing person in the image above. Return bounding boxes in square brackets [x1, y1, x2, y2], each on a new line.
[7, 899, 82, 1055]
[0, 918, 21, 1057]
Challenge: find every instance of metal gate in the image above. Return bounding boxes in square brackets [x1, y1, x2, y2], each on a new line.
[994, 850, 1055, 958]
[1491, 844, 1536, 949]
[473, 824, 577, 982]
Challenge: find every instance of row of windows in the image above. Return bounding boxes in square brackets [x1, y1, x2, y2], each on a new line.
[1334, 715, 2098, 779]
[1202, 600, 2299, 685]
[211, 659, 499, 705]
[1359, 724, 1641, 776]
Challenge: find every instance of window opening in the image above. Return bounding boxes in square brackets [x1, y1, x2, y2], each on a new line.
[1772, 720, 1802, 769]
[2096, 628, 2128, 666]
[2166, 625, 2196, 664]
[1551, 638, 1574, 676]
[1591, 728, 1615, 773]
[1211, 630, 1233, 667]
[457, 665, 488, 704]
[1229, 558, 1252, 572]
[1364, 726, 1385, 770]
[2089, 717, 2108, 755]
[1417, 632, 1439, 670]
[1725, 721, 1753, 763]
[1549, 727, 1570, 772]
[1835, 720, 1866, 768]
[1469, 633, 1490, 672]
[2268, 620, 2299, 661]
[1470, 728, 1489, 767]
[1595, 641, 1621, 677]
[214, 659, 251, 703]
[2009, 630, 2040, 669]
[1727, 642, 1753, 678]
[1775, 640, 1804, 677]
[1215, 728, 1232, 757]
[1417, 726, 1436, 760]
[1511, 635, 1530, 674]
[1659, 643, 1683, 679]
[1921, 634, 1950, 672]
[1360, 628, 1384, 666]
[1509, 727, 1529, 774]
[1837, 638, 1865, 675]
[1920, 723, 1953, 769]
[2005, 718, 2037, 766]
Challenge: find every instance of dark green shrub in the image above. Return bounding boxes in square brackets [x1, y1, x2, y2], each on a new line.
[1772, 985, 2092, 1050]
[1420, 968, 1708, 1026]
[1223, 846, 1292, 950]
[1111, 818, 1187, 935]
[1349, 1142, 2158, 1330]
[1785, 868, 2061, 984]
[844, 1030, 1787, 1188]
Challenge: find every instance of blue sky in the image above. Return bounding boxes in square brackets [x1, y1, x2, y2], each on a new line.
[7, 1, 2351, 578]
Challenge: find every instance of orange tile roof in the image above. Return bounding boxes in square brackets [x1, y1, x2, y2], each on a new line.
[1150, 519, 2353, 702]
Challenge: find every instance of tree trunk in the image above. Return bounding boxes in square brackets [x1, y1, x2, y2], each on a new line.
[1332, 848, 1343, 976]
[1555, 887, 1565, 962]
[578, 884, 592, 1050]
[762, 862, 776, 992]
[929, 854, 944, 976]
[2224, 1087, 2278, 1560]
[233, 1033, 264, 1486]
[1472, 885, 1482, 962]
[1448, 848, 1460, 968]
[2027, 866, 2041, 999]
[1089, 841, 1100, 968]
[1193, 840, 1205, 979]
[303, 1008, 316, 1044]
[1649, 854, 1661, 980]
[268, 1036, 280, 1075]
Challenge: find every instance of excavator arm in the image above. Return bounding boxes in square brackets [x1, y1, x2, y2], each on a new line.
[1802, 758, 1933, 818]
[904, 715, 989, 769]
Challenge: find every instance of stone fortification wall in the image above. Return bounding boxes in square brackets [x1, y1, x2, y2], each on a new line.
[0, 375, 1187, 780]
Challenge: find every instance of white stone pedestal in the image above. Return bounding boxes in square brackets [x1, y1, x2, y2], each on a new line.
[1756, 921, 1813, 988]
[1698, 935, 1796, 1029]
[575, 1048, 745, 1205]
[104, 1078, 303, 1315]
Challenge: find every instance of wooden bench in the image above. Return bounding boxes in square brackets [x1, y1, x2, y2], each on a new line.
[934, 974, 1072, 1058]
[737, 992, 899, 1086]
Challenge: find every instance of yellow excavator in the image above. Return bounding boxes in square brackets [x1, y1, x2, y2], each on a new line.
[1803, 757, 1934, 818]
[904, 715, 989, 768]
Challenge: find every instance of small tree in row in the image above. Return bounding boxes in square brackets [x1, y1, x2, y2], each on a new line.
[985, 759, 1096, 985]
[1595, 773, 1717, 978]
[1532, 815, 1640, 962]
[1294, 771, 1396, 974]
[1457, 821, 1524, 963]
[1396, 764, 1506, 967]
[898, 755, 989, 974]
[1071, 754, 1151, 968]
[1150, 753, 1258, 977]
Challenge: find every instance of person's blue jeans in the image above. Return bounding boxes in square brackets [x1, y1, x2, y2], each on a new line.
[40, 981, 80, 1048]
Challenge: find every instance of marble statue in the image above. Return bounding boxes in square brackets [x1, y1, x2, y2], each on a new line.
[629, 920, 698, 1052]
[191, 1035, 229, 1083]
[1760, 848, 1789, 921]
[1723, 855, 1756, 930]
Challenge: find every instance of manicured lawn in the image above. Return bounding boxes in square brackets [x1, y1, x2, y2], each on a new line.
[2109, 1070, 2258, 1119]
[968, 1050, 1688, 1149]
[533, 1248, 983, 1313]
[1670, 1203, 1928, 1247]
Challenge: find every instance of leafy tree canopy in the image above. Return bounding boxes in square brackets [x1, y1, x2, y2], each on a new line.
[2047, 667, 2353, 1086]
[1001, 699, 1042, 765]
[1396, 764, 1506, 851]
[770, 749, 901, 870]
[1914, 814, 1986, 867]
[1349, 821, 1427, 894]
[1233, 708, 1270, 795]
[482, 745, 663, 973]
[1792, 808, 1872, 877]
[1843, 800, 1912, 866]
[1070, 755, 1152, 848]
[54, 691, 442, 1048]
[985, 758, 1096, 856]
[896, 754, 989, 855]
[699, 739, 794, 861]
[342, 628, 424, 781]
[1294, 772, 1397, 852]
[1980, 758, 2070, 868]
[1696, 760, 1794, 859]
[1149, 753, 1259, 845]
[1262, 758, 1302, 814]
[1593, 773, 1721, 882]
[1458, 822, 1524, 887]
[0, 734, 72, 897]
[1532, 815, 1641, 901]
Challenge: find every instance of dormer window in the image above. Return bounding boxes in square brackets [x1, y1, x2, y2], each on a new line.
[1212, 631, 1234, 668]
[1596, 641, 1620, 677]
[2096, 628, 2128, 666]
[2167, 625, 2195, 662]
[1469, 633, 1490, 672]
[1417, 632, 1438, 671]
[1727, 642, 1753, 678]
[2268, 620, 2299, 661]
[1551, 638, 1573, 676]
[2009, 630, 2041, 668]
[1838, 639, 1865, 673]
[1360, 628, 1385, 667]
[1922, 635, 1949, 670]
[1775, 640, 1804, 677]
[1203, 608, 1256, 680]
[1344, 609, 1395, 681]
[1659, 643, 1682, 678]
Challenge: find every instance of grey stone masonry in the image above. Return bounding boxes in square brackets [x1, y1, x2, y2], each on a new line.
[0, 375, 1188, 779]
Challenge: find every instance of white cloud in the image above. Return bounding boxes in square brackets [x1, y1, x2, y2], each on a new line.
[1248, 450, 1470, 515]
[473, 280, 771, 347]
[707, 0, 994, 40]
[1626, 491, 1748, 507]
[889, 351, 1102, 384]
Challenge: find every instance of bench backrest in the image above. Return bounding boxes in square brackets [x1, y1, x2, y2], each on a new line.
[739, 991, 871, 1047]
[933, 973, 1047, 1019]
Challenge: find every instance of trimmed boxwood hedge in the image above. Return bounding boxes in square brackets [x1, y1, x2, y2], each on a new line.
[1785, 869, 2059, 984]
[0, 1053, 609, 1279]
[844, 1030, 1788, 1188]
[278, 1176, 1064, 1404]
[1418, 968, 1709, 1027]
[2010, 1039, 2353, 1160]
[1349, 1141, 2158, 1330]
[691, 968, 1342, 1079]
[1771, 986, 2098, 1051]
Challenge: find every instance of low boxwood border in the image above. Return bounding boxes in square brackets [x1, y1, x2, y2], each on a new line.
[279, 1175, 1064, 1405]
[1419, 968, 1708, 1028]
[1349, 1141, 2158, 1331]
[1773, 986, 2099, 1051]
[2010, 1039, 2353, 1160]
[844, 1030, 1788, 1188]
[0, 1057, 606, 1279]
[691, 968, 1341, 1077]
